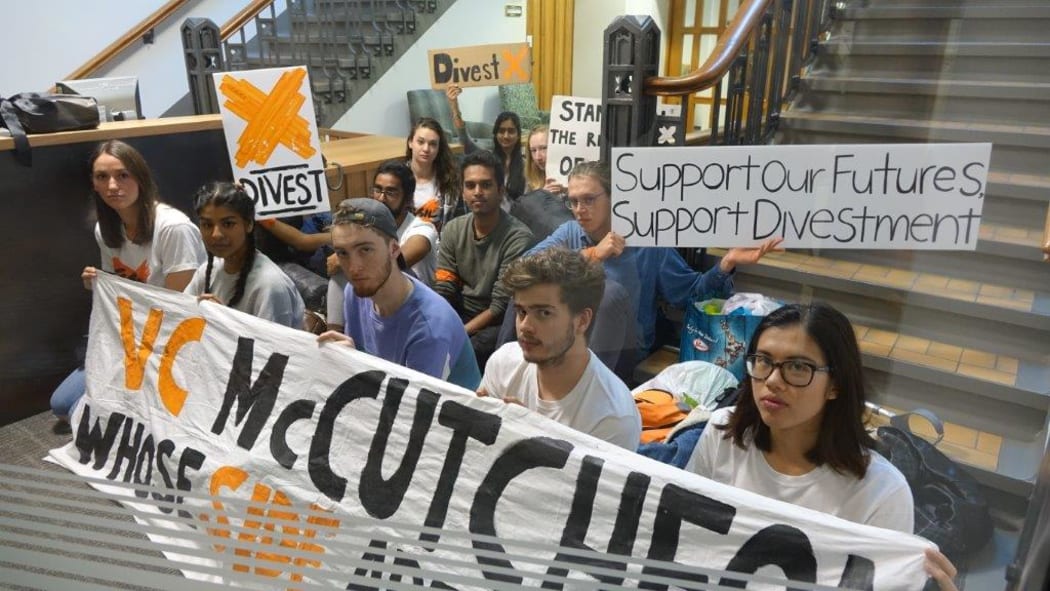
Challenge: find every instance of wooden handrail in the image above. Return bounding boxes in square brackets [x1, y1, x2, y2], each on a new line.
[643, 0, 772, 96]
[63, 0, 194, 81]
[221, 0, 274, 41]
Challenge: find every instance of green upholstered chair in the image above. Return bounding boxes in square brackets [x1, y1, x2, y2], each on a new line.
[499, 83, 550, 132]
[405, 89, 493, 151]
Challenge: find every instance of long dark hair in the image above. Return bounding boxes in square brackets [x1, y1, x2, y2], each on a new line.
[405, 117, 459, 204]
[721, 302, 876, 479]
[492, 111, 525, 199]
[90, 140, 159, 249]
[193, 182, 256, 308]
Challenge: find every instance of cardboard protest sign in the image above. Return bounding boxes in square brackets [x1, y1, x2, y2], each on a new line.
[213, 66, 329, 219]
[546, 95, 602, 185]
[50, 274, 935, 589]
[612, 143, 991, 249]
[428, 43, 531, 89]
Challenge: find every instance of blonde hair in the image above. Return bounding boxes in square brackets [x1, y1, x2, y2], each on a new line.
[524, 125, 549, 191]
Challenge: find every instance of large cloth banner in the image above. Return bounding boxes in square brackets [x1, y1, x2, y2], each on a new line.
[546, 95, 602, 185]
[213, 65, 330, 219]
[612, 143, 991, 249]
[50, 274, 934, 589]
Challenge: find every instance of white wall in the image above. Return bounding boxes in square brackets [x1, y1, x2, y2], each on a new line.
[332, 0, 528, 136]
[6, 0, 247, 117]
[571, 0, 670, 99]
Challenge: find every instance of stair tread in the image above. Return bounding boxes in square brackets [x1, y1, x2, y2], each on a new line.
[781, 111, 1050, 147]
[709, 248, 1049, 324]
[841, 5, 1050, 18]
[802, 75, 1050, 96]
[979, 220, 1047, 248]
[821, 39, 1050, 56]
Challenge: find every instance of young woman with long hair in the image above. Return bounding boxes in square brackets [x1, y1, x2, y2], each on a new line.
[445, 84, 526, 205]
[51, 140, 206, 419]
[689, 302, 959, 589]
[524, 124, 565, 195]
[405, 117, 462, 231]
[187, 182, 304, 329]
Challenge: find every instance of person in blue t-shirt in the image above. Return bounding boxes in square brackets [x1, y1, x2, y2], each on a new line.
[317, 198, 480, 390]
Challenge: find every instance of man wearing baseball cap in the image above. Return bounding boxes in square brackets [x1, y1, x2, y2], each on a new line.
[318, 198, 480, 390]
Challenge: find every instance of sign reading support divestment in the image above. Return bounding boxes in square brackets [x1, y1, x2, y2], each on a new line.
[428, 43, 532, 89]
[50, 274, 936, 589]
[546, 95, 602, 185]
[213, 66, 329, 219]
[612, 143, 991, 249]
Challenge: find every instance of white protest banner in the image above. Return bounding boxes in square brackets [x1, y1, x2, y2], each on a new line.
[546, 95, 602, 185]
[213, 66, 329, 219]
[612, 143, 991, 249]
[428, 43, 531, 89]
[50, 274, 935, 589]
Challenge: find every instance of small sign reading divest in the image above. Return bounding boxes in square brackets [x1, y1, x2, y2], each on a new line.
[428, 43, 531, 89]
[546, 95, 602, 185]
[213, 66, 329, 219]
[612, 143, 991, 249]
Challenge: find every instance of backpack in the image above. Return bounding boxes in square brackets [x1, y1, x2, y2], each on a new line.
[1, 93, 100, 165]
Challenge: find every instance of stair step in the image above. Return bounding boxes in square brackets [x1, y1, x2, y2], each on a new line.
[778, 112, 1050, 176]
[801, 76, 1050, 101]
[821, 40, 1050, 58]
[986, 170, 1050, 203]
[978, 221, 1049, 259]
[833, 7, 1050, 44]
[710, 248, 1050, 331]
[840, 5, 1050, 19]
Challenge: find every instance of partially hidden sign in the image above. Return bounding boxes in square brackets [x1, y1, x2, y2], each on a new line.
[213, 66, 329, 219]
[49, 274, 935, 589]
[428, 43, 531, 89]
[612, 143, 991, 249]
[546, 95, 602, 185]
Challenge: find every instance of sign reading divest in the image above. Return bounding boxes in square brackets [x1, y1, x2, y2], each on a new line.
[213, 66, 329, 219]
[428, 43, 531, 89]
[50, 274, 935, 589]
[612, 143, 991, 249]
[546, 95, 602, 185]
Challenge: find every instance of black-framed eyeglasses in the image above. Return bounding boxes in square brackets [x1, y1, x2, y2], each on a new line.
[745, 354, 831, 387]
[371, 186, 401, 199]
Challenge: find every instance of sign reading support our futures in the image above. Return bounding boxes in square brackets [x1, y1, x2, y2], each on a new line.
[428, 43, 532, 89]
[612, 143, 991, 249]
[546, 95, 602, 185]
[213, 66, 330, 219]
[50, 274, 935, 590]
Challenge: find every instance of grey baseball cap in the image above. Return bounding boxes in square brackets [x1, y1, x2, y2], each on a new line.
[336, 198, 399, 240]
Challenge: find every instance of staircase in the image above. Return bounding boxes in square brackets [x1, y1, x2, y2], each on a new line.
[723, 0, 1050, 517]
[220, 0, 456, 127]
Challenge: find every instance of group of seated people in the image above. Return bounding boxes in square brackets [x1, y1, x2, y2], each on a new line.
[50, 109, 958, 587]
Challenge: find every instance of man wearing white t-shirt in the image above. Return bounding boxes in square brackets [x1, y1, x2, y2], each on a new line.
[479, 248, 641, 450]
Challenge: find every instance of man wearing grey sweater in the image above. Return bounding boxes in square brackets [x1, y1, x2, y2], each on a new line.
[435, 151, 534, 368]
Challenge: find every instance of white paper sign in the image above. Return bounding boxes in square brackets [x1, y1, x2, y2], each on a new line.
[49, 274, 935, 589]
[213, 66, 329, 219]
[546, 95, 602, 185]
[612, 143, 991, 249]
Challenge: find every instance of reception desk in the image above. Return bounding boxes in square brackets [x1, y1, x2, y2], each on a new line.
[0, 115, 411, 424]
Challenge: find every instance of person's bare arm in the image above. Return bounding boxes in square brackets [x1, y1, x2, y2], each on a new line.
[261, 219, 332, 253]
[400, 235, 432, 268]
[163, 269, 197, 292]
[464, 309, 496, 336]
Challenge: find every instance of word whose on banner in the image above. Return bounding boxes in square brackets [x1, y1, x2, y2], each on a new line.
[611, 143, 991, 249]
[214, 66, 330, 219]
[546, 95, 602, 185]
[428, 43, 531, 89]
[50, 274, 934, 589]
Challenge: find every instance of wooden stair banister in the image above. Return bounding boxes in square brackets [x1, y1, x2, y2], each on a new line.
[63, 0, 194, 81]
[220, 0, 275, 41]
[643, 0, 772, 97]
[1043, 205, 1050, 262]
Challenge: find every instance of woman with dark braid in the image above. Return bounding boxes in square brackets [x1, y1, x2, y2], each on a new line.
[186, 182, 305, 329]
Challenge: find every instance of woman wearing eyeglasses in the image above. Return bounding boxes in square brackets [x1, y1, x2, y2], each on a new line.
[688, 302, 960, 590]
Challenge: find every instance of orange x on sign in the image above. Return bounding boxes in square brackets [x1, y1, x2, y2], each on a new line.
[502, 46, 529, 81]
[219, 69, 317, 168]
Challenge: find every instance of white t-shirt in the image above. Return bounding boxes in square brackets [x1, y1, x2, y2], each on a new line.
[185, 251, 305, 329]
[95, 203, 205, 287]
[482, 342, 642, 450]
[413, 178, 437, 211]
[398, 211, 438, 285]
[687, 407, 915, 533]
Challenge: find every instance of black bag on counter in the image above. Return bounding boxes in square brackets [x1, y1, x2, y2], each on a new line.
[0, 93, 100, 166]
